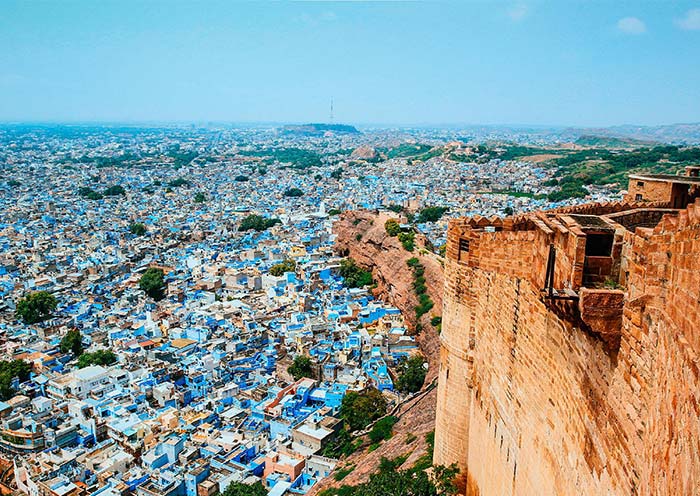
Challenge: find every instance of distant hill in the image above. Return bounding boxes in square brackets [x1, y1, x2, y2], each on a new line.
[574, 134, 656, 149]
[280, 123, 360, 136]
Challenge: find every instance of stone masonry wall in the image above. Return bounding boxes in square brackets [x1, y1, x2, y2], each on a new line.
[434, 200, 700, 495]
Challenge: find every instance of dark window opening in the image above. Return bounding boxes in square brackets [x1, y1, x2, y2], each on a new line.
[458, 238, 470, 261]
[585, 233, 614, 257]
[635, 193, 643, 201]
[636, 181, 644, 187]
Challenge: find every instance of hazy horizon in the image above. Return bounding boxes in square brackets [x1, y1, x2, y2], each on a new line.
[2, 0, 699, 126]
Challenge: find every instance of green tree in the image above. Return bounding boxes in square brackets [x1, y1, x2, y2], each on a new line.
[16, 291, 57, 324]
[103, 185, 126, 196]
[288, 355, 315, 381]
[338, 259, 373, 289]
[139, 267, 166, 301]
[270, 259, 296, 276]
[284, 187, 304, 197]
[330, 167, 343, 179]
[77, 349, 117, 368]
[368, 416, 398, 443]
[60, 329, 84, 356]
[417, 206, 448, 223]
[395, 355, 427, 394]
[328, 208, 342, 216]
[0, 360, 31, 401]
[194, 192, 207, 203]
[168, 177, 190, 188]
[340, 387, 387, 431]
[234, 175, 249, 182]
[7, 179, 20, 188]
[78, 187, 103, 200]
[129, 223, 147, 236]
[239, 214, 281, 232]
[384, 219, 401, 237]
[222, 481, 266, 496]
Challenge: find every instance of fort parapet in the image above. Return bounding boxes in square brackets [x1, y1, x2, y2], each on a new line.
[434, 172, 700, 495]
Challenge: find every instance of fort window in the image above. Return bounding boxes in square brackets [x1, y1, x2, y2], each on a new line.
[458, 238, 470, 261]
[635, 193, 643, 201]
[585, 233, 614, 257]
[636, 181, 644, 187]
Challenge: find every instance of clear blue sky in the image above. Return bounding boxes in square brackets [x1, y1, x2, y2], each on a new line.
[1, 0, 699, 126]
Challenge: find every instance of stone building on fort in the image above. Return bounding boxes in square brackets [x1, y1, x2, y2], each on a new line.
[434, 169, 700, 495]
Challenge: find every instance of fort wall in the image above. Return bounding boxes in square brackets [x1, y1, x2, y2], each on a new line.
[434, 200, 700, 495]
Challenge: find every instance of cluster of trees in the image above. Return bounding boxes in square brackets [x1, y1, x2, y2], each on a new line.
[78, 184, 126, 199]
[338, 258, 373, 288]
[270, 259, 296, 276]
[407, 258, 434, 320]
[330, 167, 343, 179]
[340, 387, 387, 431]
[129, 223, 147, 236]
[239, 147, 323, 170]
[234, 175, 249, 182]
[16, 291, 57, 324]
[395, 355, 427, 394]
[284, 187, 304, 197]
[398, 231, 415, 252]
[60, 329, 84, 356]
[168, 177, 190, 188]
[384, 219, 401, 237]
[319, 453, 458, 496]
[221, 482, 266, 496]
[194, 192, 207, 203]
[287, 355, 314, 381]
[77, 350, 117, 369]
[417, 206, 448, 224]
[139, 267, 166, 301]
[0, 360, 31, 401]
[239, 214, 281, 232]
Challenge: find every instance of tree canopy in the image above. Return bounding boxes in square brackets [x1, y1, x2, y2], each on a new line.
[270, 259, 296, 276]
[60, 329, 84, 356]
[239, 214, 281, 232]
[139, 267, 166, 301]
[284, 187, 304, 197]
[288, 355, 315, 381]
[16, 291, 57, 324]
[340, 387, 387, 431]
[129, 223, 147, 236]
[77, 349, 117, 368]
[395, 355, 427, 394]
[222, 481, 266, 496]
[338, 258, 373, 289]
[0, 360, 31, 401]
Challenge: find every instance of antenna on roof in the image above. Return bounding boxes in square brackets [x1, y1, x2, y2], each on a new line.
[330, 98, 334, 124]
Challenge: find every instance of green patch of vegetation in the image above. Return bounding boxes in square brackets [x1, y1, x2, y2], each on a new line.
[338, 258, 373, 289]
[194, 192, 207, 203]
[7, 180, 20, 187]
[270, 259, 296, 276]
[417, 206, 448, 223]
[77, 349, 117, 368]
[331, 167, 343, 179]
[16, 291, 58, 324]
[405, 432, 417, 444]
[406, 259, 434, 320]
[139, 267, 166, 301]
[395, 355, 427, 394]
[287, 355, 315, 380]
[234, 175, 249, 182]
[398, 231, 415, 251]
[340, 387, 387, 431]
[334, 465, 355, 481]
[60, 329, 83, 356]
[239, 147, 323, 170]
[322, 427, 363, 458]
[430, 316, 442, 327]
[239, 214, 281, 232]
[0, 360, 31, 401]
[284, 187, 304, 197]
[328, 208, 342, 216]
[384, 219, 401, 237]
[221, 481, 266, 496]
[129, 223, 147, 236]
[368, 416, 398, 443]
[78, 186, 103, 200]
[318, 453, 458, 496]
[167, 177, 190, 188]
[103, 185, 126, 196]
[384, 143, 434, 159]
[387, 204, 404, 213]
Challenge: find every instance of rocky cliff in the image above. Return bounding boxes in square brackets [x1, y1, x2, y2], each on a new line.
[308, 210, 444, 493]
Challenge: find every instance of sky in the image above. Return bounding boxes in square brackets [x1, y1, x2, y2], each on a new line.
[1, 0, 699, 127]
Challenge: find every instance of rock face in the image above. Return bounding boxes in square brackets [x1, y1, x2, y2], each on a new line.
[435, 201, 700, 496]
[308, 211, 444, 494]
[349, 146, 377, 161]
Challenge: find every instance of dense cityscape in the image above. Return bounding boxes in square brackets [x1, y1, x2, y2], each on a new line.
[0, 122, 629, 496]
